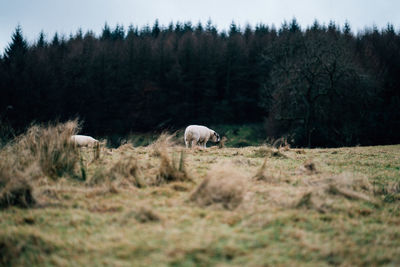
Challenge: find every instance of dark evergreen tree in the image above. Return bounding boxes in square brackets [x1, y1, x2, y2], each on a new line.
[101, 23, 112, 40]
[36, 31, 47, 48]
[152, 19, 161, 37]
[4, 25, 28, 64]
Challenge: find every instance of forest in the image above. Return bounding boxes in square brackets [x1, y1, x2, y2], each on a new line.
[0, 19, 399, 147]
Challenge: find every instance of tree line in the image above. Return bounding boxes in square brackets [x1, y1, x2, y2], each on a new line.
[0, 19, 399, 147]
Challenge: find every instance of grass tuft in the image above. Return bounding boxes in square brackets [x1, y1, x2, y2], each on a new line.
[0, 120, 81, 208]
[0, 173, 35, 209]
[190, 163, 246, 210]
[149, 132, 176, 156]
[108, 155, 145, 188]
[0, 120, 80, 180]
[155, 150, 191, 185]
[88, 154, 145, 188]
[251, 147, 287, 158]
[253, 158, 276, 182]
[152, 134, 192, 185]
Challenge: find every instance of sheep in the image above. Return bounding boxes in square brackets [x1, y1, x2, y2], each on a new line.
[70, 135, 99, 147]
[184, 125, 220, 148]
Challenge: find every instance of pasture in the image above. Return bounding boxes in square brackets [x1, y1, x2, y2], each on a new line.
[1, 122, 400, 266]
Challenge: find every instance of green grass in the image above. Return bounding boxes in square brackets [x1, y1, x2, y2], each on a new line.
[210, 123, 267, 147]
[1, 139, 400, 266]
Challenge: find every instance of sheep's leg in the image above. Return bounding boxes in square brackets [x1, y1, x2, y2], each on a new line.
[191, 140, 197, 149]
[185, 139, 189, 148]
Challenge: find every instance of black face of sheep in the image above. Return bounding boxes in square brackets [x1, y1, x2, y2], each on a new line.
[212, 132, 220, 142]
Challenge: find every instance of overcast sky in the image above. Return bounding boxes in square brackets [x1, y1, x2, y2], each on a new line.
[1, 0, 400, 53]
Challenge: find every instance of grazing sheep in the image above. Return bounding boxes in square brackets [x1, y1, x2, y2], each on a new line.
[70, 135, 99, 147]
[184, 125, 220, 148]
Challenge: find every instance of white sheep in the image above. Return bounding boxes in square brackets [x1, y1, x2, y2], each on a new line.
[70, 135, 99, 147]
[184, 125, 220, 148]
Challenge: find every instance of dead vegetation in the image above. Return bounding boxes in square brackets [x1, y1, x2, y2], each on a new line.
[155, 150, 191, 185]
[14, 120, 80, 179]
[0, 229, 59, 266]
[1, 122, 400, 266]
[271, 136, 291, 149]
[0, 172, 35, 209]
[295, 173, 376, 212]
[190, 163, 246, 210]
[128, 206, 162, 223]
[252, 158, 276, 182]
[218, 136, 228, 148]
[86, 133, 192, 189]
[152, 134, 192, 185]
[251, 146, 287, 158]
[0, 120, 81, 209]
[296, 159, 319, 175]
[88, 154, 145, 188]
[149, 132, 176, 156]
[0, 120, 80, 180]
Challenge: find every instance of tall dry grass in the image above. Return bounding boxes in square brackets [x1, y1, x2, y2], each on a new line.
[0, 168, 36, 208]
[2, 120, 80, 179]
[87, 133, 191, 189]
[88, 153, 146, 188]
[0, 120, 81, 208]
[151, 133, 192, 185]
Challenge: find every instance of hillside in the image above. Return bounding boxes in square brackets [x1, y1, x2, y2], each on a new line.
[1, 124, 400, 266]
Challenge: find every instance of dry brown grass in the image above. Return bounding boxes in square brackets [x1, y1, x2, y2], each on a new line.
[155, 150, 191, 185]
[251, 146, 287, 158]
[218, 136, 228, 148]
[295, 172, 376, 212]
[0, 170, 35, 209]
[130, 206, 162, 223]
[296, 159, 319, 175]
[272, 136, 290, 149]
[86, 133, 192, 189]
[151, 134, 192, 185]
[1, 120, 80, 179]
[253, 158, 276, 182]
[190, 163, 247, 210]
[149, 132, 176, 156]
[0, 229, 59, 266]
[0, 120, 81, 208]
[1, 127, 400, 266]
[86, 144, 147, 189]
[107, 155, 145, 188]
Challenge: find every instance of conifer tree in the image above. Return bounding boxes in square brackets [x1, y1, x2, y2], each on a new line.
[4, 25, 28, 64]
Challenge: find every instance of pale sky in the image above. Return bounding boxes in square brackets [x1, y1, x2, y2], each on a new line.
[1, 0, 399, 54]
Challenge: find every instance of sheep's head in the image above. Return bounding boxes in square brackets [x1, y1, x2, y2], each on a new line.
[211, 131, 220, 142]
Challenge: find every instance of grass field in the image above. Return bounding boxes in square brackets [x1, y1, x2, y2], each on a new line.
[1, 123, 400, 266]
